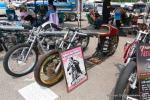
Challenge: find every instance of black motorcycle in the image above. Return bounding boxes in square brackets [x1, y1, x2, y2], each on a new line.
[0, 21, 28, 52]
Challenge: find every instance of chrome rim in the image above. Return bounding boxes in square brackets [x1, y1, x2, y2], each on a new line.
[40, 53, 63, 84]
[8, 47, 36, 74]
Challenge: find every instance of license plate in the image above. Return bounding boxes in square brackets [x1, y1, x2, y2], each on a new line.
[126, 96, 138, 100]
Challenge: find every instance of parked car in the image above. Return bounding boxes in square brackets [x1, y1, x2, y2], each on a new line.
[12, 1, 23, 9]
[0, 1, 7, 16]
[93, 1, 103, 15]
[26, 0, 77, 21]
[95, 4, 102, 15]
[111, 4, 120, 11]
[83, 3, 94, 12]
[132, 2, 146, 13]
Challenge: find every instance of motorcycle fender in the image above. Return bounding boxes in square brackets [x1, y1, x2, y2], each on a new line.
[98, 24, 119, 36]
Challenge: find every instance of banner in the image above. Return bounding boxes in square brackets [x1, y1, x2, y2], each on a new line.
[137, 43, 150, 99]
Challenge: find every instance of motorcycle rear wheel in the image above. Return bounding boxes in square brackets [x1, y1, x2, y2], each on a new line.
[34, 50, 64, 87]
[108, 35, 119, 56]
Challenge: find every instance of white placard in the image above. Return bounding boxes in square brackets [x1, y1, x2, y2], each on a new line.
[18, 82, 58, 100]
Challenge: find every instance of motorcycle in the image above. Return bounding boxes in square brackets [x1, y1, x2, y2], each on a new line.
[34, 24, 119, 87]
[3, 21, 89, 77]
[114, 23, 150, 100]
[123, 23, 148, 66]
[0, 21, 28, 52]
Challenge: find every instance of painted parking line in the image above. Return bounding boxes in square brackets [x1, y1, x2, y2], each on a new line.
[18, 82, 59, 100]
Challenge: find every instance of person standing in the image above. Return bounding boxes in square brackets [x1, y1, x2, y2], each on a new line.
[93, 0, 111, 58]
[102, 0, 111, 24]
[19, 6, 36, 26]
[44, 4, 59, 26]
[114, 7, 121, 29]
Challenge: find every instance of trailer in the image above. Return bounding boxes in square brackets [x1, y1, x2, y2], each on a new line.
[26, 0, 79, 21]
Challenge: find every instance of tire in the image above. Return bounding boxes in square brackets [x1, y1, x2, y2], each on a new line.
[34, 50, 64, 87]
[108, 35, 119, 56]
[69, 14, 76, 21]
[114, 61, 136, 100]
[3, 43, 38, 77]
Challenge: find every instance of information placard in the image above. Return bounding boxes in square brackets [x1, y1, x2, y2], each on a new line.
[60, 46, 88, 92]
[137, 43, 150, 99]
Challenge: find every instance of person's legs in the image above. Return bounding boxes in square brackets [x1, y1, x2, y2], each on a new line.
[116, 20, 121, 29]
[94, 18, 103, 29]
[93, 36, 106, 58]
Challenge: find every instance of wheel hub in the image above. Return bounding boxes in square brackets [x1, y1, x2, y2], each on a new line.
[17, 60, 26, 65]
[44, 63, 56, 77]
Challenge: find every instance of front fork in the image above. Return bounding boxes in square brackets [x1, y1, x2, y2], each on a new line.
[125, 58, 132, 66]
[21, 36, 36, 62]
[54, 32, 77, 73]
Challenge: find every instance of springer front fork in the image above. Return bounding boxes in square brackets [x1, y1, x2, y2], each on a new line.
[125, 44, 136, 66]
[54, 32, 78, 73]
[20, 35, 36, 63]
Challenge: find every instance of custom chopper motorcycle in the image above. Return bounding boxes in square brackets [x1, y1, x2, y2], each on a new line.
[3, 21, 89, 77]
[34, 24, 119, 87]
[0, 21, 27, 52]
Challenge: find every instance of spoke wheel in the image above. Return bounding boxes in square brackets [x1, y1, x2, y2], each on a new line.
[108, 35, 119, 56]
[3, 43, 38, 77]
[34, 50, 64, 87]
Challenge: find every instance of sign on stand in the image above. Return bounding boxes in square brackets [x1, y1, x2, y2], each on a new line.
[60, 46, 88, 92]
[137, 43, 150, 99]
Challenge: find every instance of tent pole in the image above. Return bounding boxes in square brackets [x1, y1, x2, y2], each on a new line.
[80, 0, 82, 28]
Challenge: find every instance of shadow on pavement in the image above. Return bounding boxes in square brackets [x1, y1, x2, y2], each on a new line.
[114, 63, 125, 76]
[108, 63, 125, 100]
[109, 88, 115, 100]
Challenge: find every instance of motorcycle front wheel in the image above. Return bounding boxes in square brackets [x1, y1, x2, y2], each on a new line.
[114, 61, 139, 100]
[3, 43, 38, 77]
[34, 50, 64, 87]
